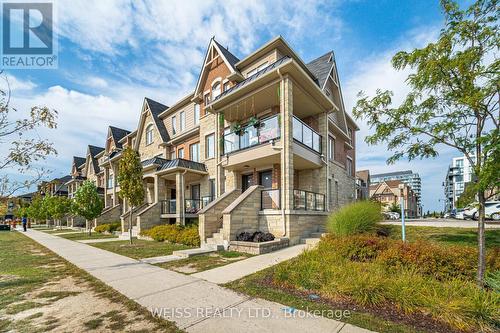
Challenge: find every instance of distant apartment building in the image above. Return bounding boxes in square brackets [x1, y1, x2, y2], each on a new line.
[355, 170, 370, 200]
[369, 180, 419, 218]
[371, 170, 421, 216]
[444, 154, 475, 212]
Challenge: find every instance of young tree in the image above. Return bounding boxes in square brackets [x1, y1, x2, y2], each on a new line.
[117, 146, 144, 244]
[456, 183, 477, 208]
[353, 0, 499, 285]
[0, 72, 58, 197]
[72, 181, 104, 236]
[46, 196, 71, 228]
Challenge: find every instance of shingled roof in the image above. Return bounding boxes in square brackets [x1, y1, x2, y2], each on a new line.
[109, 126, 131, 149]
[88, 145, 104, 173]
[213, 39, 240, 71]
[306, 51, 334, 89]
[144, 98, 169, 143]
[73, 156, 86, 169]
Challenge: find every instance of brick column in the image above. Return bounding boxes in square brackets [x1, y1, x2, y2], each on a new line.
[176, 172, 185, 225]
[280, 76, 294, 211]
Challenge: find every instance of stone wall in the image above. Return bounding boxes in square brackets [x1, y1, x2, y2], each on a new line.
[287, 212, 328, 245]
[329, 161, 356, 210]
[136, 203, 167, 232]
[258, 211, 284, 236]
[198, 189, 241, 242]
[94, 204, 122, 227]
[229, 238, 289, 255]
[222, 185, 262, 241]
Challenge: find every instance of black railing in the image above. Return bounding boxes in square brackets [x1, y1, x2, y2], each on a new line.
[292, 116, 322, 154]
[185, 199, 202, 214]
[160, 197, 214, 215]
[293, 189, 325, 211]
[223, 114, 280, 155]
[161, 199, 176, 214]
[261, 189, 280, 210]
[202, 196, 214, 207]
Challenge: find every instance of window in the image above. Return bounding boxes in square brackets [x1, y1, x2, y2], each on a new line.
[172, 116, 177, 135]
[247, 61, 268, 77]
[107, 174, 113, 189]
[346, 157, 353, 177]
[212, 81, 221, 100]
[170, 150, 176, 159]
[348, 128, 353, 144]
[206, 134, 215, 159]
[190, 143, 200, 162]
[180, 111, 185, 132]
[328, 136, 335, 160]
[204, 93, 210, 106]
[209, 179, 215, 198]
[145, 124, 154, 145]
[194, 104, 200, 125]
[178, 148, 184, 159]
[223, 82, 230, 92]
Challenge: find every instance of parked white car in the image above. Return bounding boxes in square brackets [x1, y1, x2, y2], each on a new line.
[454, 209, 465, 220]
[485, 202, 500, 221]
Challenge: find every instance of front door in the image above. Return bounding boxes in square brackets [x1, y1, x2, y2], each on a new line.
[191, 184, 200, 200]
[242, 174, 253, 192]
[259, 170, 273, 189]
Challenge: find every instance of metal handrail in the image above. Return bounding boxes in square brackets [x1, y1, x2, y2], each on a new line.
[293, 189, 325, 211]
[292, 116, 322, 154]
[261, 189, 280, 210]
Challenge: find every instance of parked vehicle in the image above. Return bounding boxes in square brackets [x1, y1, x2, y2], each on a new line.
[463, 203, 478, 220]
[383, 211, 400, 220]
[455, 209, 465, 220]
[465, 201, 500, 220]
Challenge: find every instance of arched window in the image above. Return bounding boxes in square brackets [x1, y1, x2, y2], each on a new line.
[212, 81, 221, 100]
[145, 124, 154, 145]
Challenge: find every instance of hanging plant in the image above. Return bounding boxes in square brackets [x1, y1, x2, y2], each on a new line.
[231, 122, 244, 136]
[248, 116, 261, 129]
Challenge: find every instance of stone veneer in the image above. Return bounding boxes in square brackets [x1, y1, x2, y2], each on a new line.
[198, 189, 241, 241]
[221, 185, 262, 241]
[94, 204, 121, 227]
[136, 203, 166, 232]
[229, 238, 289, 255]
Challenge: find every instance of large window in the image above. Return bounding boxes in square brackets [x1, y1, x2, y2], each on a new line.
[348, 128, 353, 144]
[190, 143, 200, 162]
[212, 81, 221, 100]
[206, 134, 215, 159]
[204, 93, 210, 106]
[145, 124, 154, 145]
[172, 116, 177, 135]
[178, 148, 184, 159]
[328, 136, 335, 160]
[346, 157, 353, 177]
[180, 111, 185, 132]
[194, 104, 200, 125]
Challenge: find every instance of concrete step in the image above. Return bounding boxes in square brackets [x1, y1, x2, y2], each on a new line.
[300, 238, 321, 246]
[310, 232, 327, 238]
[172, 247, 218, 258]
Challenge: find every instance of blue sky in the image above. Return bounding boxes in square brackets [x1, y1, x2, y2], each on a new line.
[4, 0, 463, 212]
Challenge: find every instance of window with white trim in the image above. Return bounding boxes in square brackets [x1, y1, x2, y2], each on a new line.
[190, 143, 200, 162]
[328, 136, 335, 160]
[180, 111, 185, 132]
[145, 124, 154, 145]
[178, 148, 184, 159]
[212, 82, 221, 100]
[172, 116, 177, 135]
[194, 104, 200, 125]
[346, 157, 353, 177]
[206, 134, 214, 159]
[204, 93, 210, 106]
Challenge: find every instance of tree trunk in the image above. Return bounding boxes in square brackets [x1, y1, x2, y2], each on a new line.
[477, 190, 486, 287]
[129, 206, 133, 245]
[87, 219, 92, 236]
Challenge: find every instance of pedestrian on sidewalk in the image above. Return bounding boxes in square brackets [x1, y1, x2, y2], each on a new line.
[22, 216, 27, 232]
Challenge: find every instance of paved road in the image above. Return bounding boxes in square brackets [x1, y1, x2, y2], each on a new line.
[21, 229, 372, 333]
[381, 218, 500, 229]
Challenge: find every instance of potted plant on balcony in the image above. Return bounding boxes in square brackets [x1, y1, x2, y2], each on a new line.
[231, 122, 244, 136]
[248, 116, 261, 129]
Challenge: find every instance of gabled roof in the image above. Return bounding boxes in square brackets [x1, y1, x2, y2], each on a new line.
[306, 51, 334, 89]
[73, 156, 86, 169]
[213, 39, 240, 69]
[109, 126, 131, 149]
[88, 145, 104, 174]
[144, 98, 169, 142]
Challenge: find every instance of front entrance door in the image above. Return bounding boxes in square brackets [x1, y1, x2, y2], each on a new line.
[242, 174, 253, 192]
[191, 184, 200, 200]
[259, 170, 273, 189]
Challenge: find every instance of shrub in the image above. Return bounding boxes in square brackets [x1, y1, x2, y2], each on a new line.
[236, 232, 253, 241]
[94, 222, 121, 234]
[327, 200, 382, 236]
[142, 224, 200, 247]
[236, 231, 275, 242]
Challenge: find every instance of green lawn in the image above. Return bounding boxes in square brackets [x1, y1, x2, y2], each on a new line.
[387, 225, 500, 248]
[0, 231, 180, 332]
[157, 251, 253, 274]
[57, 232, 118, 241]
[90, 239, 192, 259]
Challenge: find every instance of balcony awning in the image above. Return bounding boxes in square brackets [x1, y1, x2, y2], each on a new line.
[158, 158, 207, 174]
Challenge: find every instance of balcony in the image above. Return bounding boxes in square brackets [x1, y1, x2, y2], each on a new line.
[292, 116, 322, 154]
[223, 114, 280, 155]
[160, 196, 215, 215]
[293, 189, 325, 211]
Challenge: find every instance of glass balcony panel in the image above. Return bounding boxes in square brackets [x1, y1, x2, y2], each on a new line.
[259, 116, 280, 142]
[303, 126, 313, 149]
[292, 117, 302, 142]
[224, 132, 240, 154]
[312, 132, 320, 153]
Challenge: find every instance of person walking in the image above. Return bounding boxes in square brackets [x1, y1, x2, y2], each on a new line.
[22, 216, 27, 232]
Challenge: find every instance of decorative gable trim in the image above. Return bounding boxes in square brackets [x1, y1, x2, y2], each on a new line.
[134, 98, 162, 151]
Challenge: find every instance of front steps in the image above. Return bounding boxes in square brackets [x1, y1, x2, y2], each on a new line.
[119, 226, 139, 239]
[300, 232, 327, 248]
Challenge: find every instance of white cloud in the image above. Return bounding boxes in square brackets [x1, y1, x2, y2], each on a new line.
[4, 75, 37, 91]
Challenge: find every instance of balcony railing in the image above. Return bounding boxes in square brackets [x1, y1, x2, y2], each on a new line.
[293, 189, 325, 211]
[223, 115, 280, 155]
[261, 189, 280, 210]
[160, 197, 214, 215]
[292, 116, 322, 154]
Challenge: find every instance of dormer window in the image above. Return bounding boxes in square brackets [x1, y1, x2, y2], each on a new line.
[145, 124, 154, 145]
[212, 81, 221, 100]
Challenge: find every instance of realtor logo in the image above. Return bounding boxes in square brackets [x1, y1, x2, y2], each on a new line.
[1, 1, 57, 69]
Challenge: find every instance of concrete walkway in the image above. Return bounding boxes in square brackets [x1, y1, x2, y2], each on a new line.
[77, 238, 122, 244]
[381, 219, 500, 229]
[192, 244, 308, 284]
[21, 229, 372, 333]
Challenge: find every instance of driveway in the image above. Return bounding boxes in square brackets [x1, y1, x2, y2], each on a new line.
[22, 229, 372, 333]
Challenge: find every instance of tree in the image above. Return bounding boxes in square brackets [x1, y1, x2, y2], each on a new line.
[27, 194, 46, 224]
[0, 72, 58, 197]
[353, 0, 498, 286]
[117, 146, 144, 244]
[72, 181, 104, 236]
[456, 182, 477, 208]
[46, 196, 71, 228]
[388, 202, 402, 214]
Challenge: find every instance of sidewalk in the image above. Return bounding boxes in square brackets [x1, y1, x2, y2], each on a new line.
[192, 244, 307, 284]
[22, 229, 373, 333]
